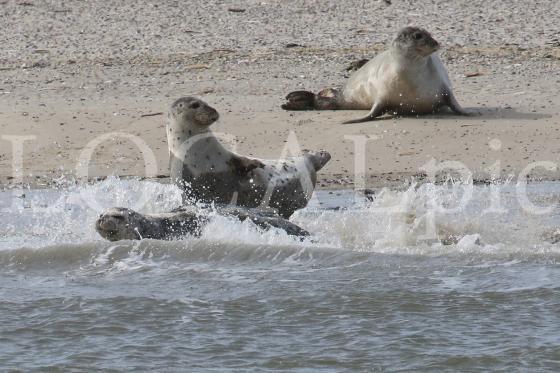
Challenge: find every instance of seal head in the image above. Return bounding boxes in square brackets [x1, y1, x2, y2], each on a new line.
[393, 26, 440, 57]
[170, 97, 219, 127]
[96, 207, 204, 241]
[96, 207, 147, 241]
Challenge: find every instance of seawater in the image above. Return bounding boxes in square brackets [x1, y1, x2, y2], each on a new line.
[1, 178, 560, 371]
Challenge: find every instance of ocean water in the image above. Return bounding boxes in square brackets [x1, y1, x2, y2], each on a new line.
[2, 178, 560, 371]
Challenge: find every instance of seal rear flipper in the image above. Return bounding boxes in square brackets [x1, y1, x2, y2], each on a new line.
[281, 90, 316, 110]
[282, 89, 340, 111]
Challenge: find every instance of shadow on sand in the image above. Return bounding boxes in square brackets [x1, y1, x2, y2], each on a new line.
[357, 107, 553, 122]
[413, 107, 552, 121]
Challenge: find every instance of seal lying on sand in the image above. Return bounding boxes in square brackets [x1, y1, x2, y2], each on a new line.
[167, 97, 331, 218]
[95, 205, 310, 241]
[282, 26, 469, 123]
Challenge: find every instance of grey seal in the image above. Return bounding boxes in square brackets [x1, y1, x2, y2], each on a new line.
[95, 205, 310, 241]
[282, 26, 469, 123]
[167, 96, 331, 218]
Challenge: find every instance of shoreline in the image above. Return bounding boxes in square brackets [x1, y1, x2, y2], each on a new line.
[3, 173, 560, 193]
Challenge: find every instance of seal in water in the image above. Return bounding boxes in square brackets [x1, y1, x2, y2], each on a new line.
[166, 96, 331, 218]
[281, 26, 469, 123]
[95, 205, 310, 241]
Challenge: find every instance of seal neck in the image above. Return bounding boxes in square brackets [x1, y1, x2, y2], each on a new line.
[166, 117, 215, 151]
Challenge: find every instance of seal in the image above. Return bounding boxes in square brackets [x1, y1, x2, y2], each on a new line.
[166, 96, 331, 218]
[95, 205, 310, 241]
[282, 26, 469, 123]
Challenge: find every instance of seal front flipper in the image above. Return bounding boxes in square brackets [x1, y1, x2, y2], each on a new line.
[228, 154, 265, 176]
[442, 86, 470, 116]
[343, 102, 386, 124]
[247, 215, 310, 237]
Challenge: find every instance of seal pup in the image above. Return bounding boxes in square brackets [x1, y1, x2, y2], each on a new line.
[167, 96, 331, 218]
[95, 205, 310, 241]
[282, 26, 469, 123]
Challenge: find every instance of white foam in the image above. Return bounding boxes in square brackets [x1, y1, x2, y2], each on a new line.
[1, 178, 560, 265]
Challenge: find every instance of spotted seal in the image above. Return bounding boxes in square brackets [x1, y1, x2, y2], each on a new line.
[166, 97, 331, 218]
[95, 205, 310, 241]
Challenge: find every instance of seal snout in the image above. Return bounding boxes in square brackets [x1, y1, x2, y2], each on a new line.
[194, 105, 219, 126]
[427, 36, 440, 50]
[208, 106, 220, 122]
[97, 213, 123, 231]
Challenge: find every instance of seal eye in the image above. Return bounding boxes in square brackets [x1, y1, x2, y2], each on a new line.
[190, 102, 200, 109]
[413, 32, 423, 40]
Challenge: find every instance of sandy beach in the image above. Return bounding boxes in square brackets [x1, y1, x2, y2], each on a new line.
[1, 0, 559, 189]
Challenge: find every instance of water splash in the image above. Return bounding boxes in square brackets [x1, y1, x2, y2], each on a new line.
[1, 178, 560, 271]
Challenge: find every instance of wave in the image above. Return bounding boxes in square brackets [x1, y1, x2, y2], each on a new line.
[2, 177, 560, 272]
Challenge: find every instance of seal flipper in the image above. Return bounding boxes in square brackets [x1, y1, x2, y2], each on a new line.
[220, 206, 309, 237]
[442, 86, 470, 116]
[228, 155, 265, 176]
[281, 91, 316, 110]
[247, 216, 310, 237]
[281, 88, 340, 111]
[343, 101, 386, 124]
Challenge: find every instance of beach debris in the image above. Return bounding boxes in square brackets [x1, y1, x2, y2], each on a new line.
[464, 71, 482, 78]
[228, 8, 246, 13]
[140, 112, 163, 118]
[285, 43, 304, 48]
